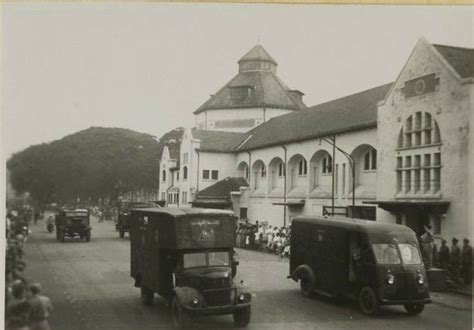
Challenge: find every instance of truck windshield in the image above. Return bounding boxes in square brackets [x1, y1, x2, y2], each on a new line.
[399, 243, 422, 265]
[372, 244, 401, 265]
[183, 252, 230, 268]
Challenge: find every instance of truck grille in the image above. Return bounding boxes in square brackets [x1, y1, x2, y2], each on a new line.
[202, 278, 230, 289]
[203, 288, 234, 307]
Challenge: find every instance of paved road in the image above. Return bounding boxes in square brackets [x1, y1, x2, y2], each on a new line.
[24, 215, 472, 329]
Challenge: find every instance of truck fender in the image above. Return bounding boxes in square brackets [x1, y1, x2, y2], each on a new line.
[291, 264, 315, 283]
[172, 286, 203, 308]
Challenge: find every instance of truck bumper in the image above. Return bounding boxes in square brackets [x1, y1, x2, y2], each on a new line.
[380, 298, 432, 305]
[183, 302, 251, 316]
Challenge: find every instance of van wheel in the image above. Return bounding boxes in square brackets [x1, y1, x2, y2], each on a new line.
[140, 287, 154, 306]
[233, 306, 251, 327]
[404, 303, 424, 315]
[358, 287, 379, 315]
[171, 296, 191, 329]
[299, 269, 315, 297]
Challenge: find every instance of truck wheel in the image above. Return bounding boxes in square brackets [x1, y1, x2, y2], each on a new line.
[404, 303, 424, 315]
[359, 287, 380, 315]
[299, 268, 315, 297]
[119, 228, 125, 238]
[233, 305, 251, 328]
[140, 287, 154, 306]
[171, 296, 191, 329]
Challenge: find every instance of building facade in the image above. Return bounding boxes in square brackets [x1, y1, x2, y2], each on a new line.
[158, 40, 473, 242]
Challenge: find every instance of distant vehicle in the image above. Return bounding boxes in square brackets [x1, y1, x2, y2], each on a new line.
[116, 202, 154, 238]
[288, 216, 431, 316]
[55, 209, 91, 242]
[130, 208, 251, 329]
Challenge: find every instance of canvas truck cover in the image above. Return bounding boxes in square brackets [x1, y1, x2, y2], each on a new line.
[130, 207, 237, 250]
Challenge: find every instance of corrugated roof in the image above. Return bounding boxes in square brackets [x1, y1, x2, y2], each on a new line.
[433, 44, 474, 79]
[196, 177, 249, 198]
[238, 44, 277, 65]
[237, 83, 393, 151]
[192, 128, 249, 153]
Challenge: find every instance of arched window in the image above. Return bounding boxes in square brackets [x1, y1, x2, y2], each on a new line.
[261, 164, 266, 178]
[322, 155, 333, 174]
[298, 159, 308, 176]
[162, 170, 166, 182]
[278, 162, 285, 177]
[183, 166, 188, 180]
[363, 149, 377, 171]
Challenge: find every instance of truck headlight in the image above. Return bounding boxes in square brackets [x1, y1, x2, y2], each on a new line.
[386, 274, 395, 285]
[417, 274, 424, 285]
[191, 297, 199, 306]
[238, 293, 251, 303]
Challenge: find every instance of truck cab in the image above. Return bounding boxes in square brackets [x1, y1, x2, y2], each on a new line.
[130, 208, 251, 329]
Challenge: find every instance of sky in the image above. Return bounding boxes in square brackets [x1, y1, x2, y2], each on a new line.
[2, 4, 472, 158]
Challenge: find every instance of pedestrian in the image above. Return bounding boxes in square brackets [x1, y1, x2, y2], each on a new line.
[461, 238, 472, 285]
[28, 283, 53, 330]
[450, 238, 461, 283]
[420, 225, 434, 269]
[438, 239, 450, 270]
[6, 280, 31, 330]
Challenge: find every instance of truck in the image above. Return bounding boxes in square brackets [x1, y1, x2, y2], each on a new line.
[130, 207, 252, 329]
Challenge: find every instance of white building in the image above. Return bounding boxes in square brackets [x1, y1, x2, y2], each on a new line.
[159, 40, 473, 242]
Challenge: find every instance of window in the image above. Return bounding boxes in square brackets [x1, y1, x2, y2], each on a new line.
[182, 192, 187, 204]
[183, 153, 188, 164]
[229, 86, 250, 104]
[278, 162, 285, 177]
[183, 166, 188, 180]
[211, 170, 219, 180]
[161, 192, 166, 201]
[298, 159, 307, 176]
[176, 171, 180, 181]
[261, 164, 266, 178]
[162, 170, 167, 182]
[322, 155, 333, 174]
[203, 170, 210, 180]
[363, 148, 377, 171]
[167, 193, 172, 203]
[245, 167, 249, 179]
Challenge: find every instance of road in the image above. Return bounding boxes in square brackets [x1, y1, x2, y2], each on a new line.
[24, 215, 472, 329]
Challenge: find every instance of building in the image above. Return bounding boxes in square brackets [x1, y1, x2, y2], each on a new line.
[158, 40, 473, 243]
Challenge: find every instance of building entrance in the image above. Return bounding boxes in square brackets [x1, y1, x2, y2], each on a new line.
[405, 209, 430, 237]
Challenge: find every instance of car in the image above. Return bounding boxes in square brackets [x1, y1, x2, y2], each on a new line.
[55, 209, 91, 242]
[130, 208, 251, 329]
[288, 216, 431, 316]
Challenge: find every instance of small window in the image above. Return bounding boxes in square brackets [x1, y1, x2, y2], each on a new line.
[183, 153, 188, 164]
[183, 166, 188, 180]
[176, 171, 180, 181]
[322, 155, 333, 174]
[278, 162, 285, 177]
[203, 170, 210, 180]
[162, 170, 167, 182]
[298, 159, 307, 176]
[261, 165, 266, 178]
[364, 149, 377, 171]
[211, 170, 219, 180]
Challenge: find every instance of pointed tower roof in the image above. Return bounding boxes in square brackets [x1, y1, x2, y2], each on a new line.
[238, 44, 277, 65]
[194, 45, 306, 114]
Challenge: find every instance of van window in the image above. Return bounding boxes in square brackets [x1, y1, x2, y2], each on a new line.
[399, 244, 422, 265]
[372, 244, 401, 264]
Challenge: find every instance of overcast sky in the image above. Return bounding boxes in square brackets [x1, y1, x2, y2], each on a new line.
[2, 4, 472, 157]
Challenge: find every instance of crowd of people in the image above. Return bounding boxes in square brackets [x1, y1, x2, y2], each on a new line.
[5, 208, 53, 330]
[236, 221, 291, 257]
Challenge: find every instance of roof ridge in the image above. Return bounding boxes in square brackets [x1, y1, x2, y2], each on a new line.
[433, 43, 474, 51]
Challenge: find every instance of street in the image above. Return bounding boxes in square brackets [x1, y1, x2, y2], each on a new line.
[24, 215, 472, 330]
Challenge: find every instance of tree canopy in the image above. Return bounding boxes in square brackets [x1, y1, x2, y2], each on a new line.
[7, 127, 165, 204]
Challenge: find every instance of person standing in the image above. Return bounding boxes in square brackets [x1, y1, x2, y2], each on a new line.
[450, 238, 461, 283]
[420, 225, 434, 269]
[438, 239, 450, 270]
[28, 283, 53, 330]
[6, 280, 31, 330]
[461, 238, 472, 285]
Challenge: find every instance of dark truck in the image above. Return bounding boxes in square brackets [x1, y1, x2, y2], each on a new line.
[288, 216, 431, 315]
[130, 208, 251, 329]
[116, 202, 154, 238]
[55, 209, 91, 242]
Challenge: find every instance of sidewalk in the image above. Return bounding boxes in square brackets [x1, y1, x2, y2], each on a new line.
[446, 282, 472, 297]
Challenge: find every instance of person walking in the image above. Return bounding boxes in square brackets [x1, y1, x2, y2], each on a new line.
[28, 283, 53, 330]
[450, 238, 461, 283]
[438, 239, 450, 270]
[461, 238, 472, 285]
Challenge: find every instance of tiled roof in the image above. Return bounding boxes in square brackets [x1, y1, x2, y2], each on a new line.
[238, 45, 277, 65]
[196, 177, 249, 198]
[433, 44, 474, 78]
[192, 129, 249, 153]
[237, 83, 393, 151]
